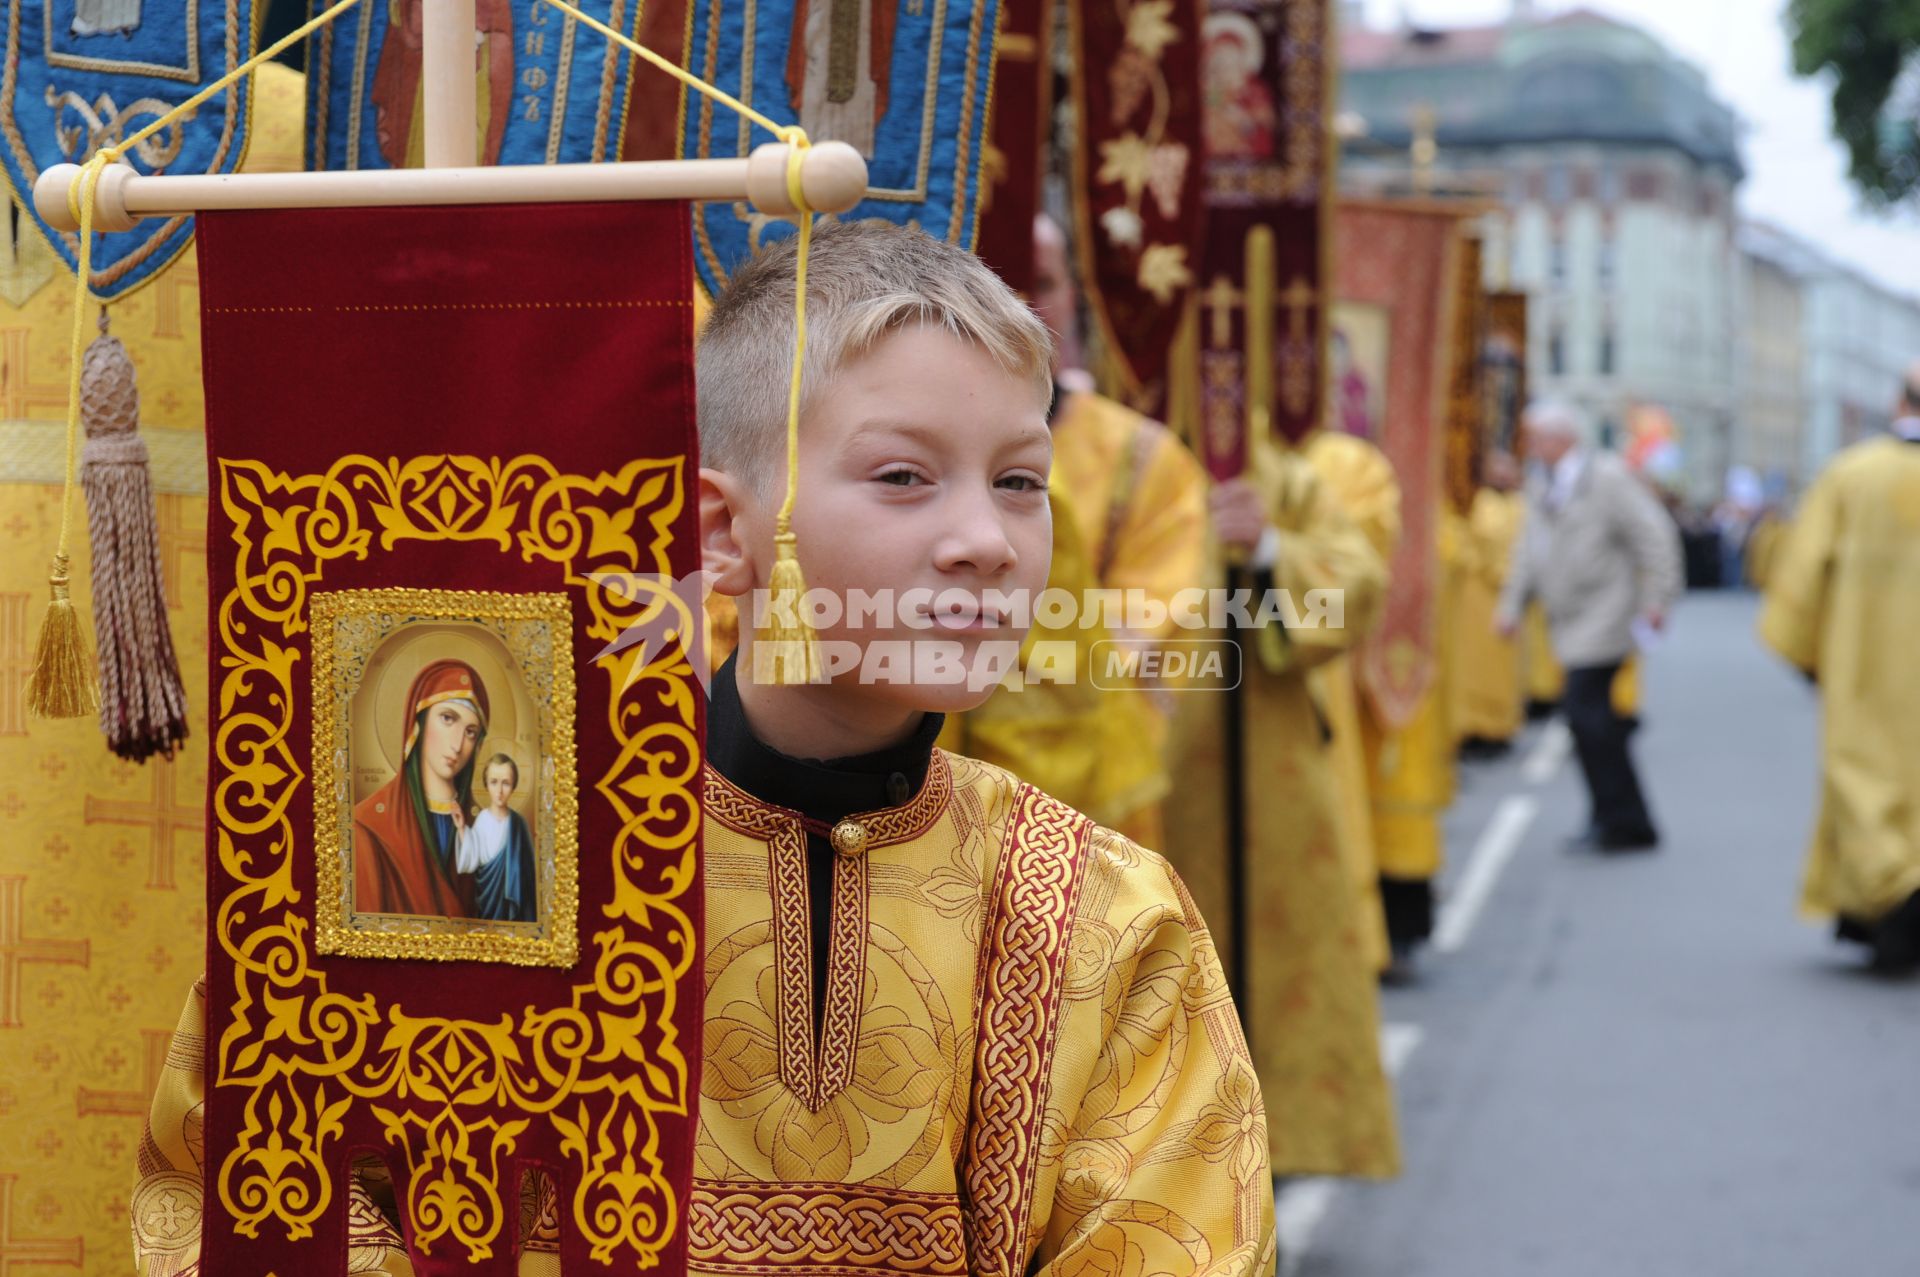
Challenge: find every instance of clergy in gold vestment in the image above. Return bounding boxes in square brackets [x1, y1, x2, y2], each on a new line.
[1160, 438, 1402, 1179]
[1760, 382, 1920, 973]
[1453, 454, 1527, 751]
[1303, 430, 1402, 973]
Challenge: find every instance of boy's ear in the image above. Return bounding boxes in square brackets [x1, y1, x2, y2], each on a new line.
[699, 468, 756, 598]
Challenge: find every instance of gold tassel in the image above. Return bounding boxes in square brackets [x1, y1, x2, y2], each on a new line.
[752, 529, 826, 685]
[749, 134, 827, 687]
[26, 553, 99, 719]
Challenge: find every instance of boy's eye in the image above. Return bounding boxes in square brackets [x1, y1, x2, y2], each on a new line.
[877, 467, 926, 487]
[997, 473, 1045, 493]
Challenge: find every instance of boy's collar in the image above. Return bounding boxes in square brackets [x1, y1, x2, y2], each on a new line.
[707, 654, 944, 823]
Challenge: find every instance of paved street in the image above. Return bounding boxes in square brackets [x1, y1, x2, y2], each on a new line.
[1288, 590, 1920, 1276]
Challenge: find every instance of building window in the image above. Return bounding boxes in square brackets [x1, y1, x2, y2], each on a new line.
[1599, 164, 1622, 205]
[1547, 163, 1570, 205]
[1549, 327, 1566, 375]
[1599, 326, 1616, 375]
[1599, 236, 1616, 285]
[1551, 237, 1567, 284]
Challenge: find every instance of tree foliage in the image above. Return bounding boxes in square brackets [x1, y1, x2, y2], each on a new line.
[1787, 0, 1920, 205]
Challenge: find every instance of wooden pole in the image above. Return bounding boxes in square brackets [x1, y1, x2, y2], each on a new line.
[33, 143, 872, 230]
[423, 0, 479, 168]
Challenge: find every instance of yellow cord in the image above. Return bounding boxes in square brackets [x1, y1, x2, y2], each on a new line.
[777, 136, 812, 533]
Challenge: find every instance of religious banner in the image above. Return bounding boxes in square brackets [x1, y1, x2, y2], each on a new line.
[0, 0, 261, 299]
[971, 0, 1050, 294]
[306, 0, 643, 170]
[1186, 0, 1329, 478]
[192, 201, 702, 1274]
[1335, 197, 1469, 729]
[1482, 289, 1528, 456]
[1068, 0, 1205, 413]
[682, 0, 1001, 293]
[1443, 233, 1486, 513]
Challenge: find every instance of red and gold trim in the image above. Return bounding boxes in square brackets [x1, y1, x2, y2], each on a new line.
[702, 753, 954, 1111]
[690, 1181, 968, 1274]
[960, 782, 1096, 1277]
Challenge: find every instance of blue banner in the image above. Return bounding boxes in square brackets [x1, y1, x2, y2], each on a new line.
[306, 0, 640, 172]
[0, 0, 258, 299]
[683, 0, 1000, 293]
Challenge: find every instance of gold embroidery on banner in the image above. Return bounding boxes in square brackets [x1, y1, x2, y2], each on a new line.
[689, 1181, 968, 1273]
[310, 587, 580, 966]
[962, 783, 1094, 1277]
[212, 452, 699, 1266]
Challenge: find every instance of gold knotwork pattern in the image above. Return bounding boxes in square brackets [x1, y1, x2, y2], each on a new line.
[688, 1183, 969, 1273]
[211, 452, 700, 1266]
[961, 782, 1096, 1277]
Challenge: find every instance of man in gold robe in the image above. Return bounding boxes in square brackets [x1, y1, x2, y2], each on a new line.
[1760, 365, 1920, 973]
[1303, 429, 1401, 973]
[1453, 451, 1526, 756]
[1161, 436, 1402, 1180]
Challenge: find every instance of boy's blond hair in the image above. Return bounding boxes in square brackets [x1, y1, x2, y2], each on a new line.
[697, 220, 1055, 483]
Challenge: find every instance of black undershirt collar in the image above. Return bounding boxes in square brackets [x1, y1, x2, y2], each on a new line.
[707, 654, 944, 1039]
[705, 653, 943, 821]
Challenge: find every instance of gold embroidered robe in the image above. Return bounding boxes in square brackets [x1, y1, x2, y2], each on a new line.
[1159, 441, 1402, 1179]
[1303, 431, 1402, 974]
[1452, 487, 1525, 744]
[940, 391, 1209, 840]
[695, 752, 1275, 1274]
[1760, 437, 1920, 923]
[133, 754, 1276, 1275]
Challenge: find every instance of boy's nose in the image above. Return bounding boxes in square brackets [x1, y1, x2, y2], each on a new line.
[933, 488, 1019, 575]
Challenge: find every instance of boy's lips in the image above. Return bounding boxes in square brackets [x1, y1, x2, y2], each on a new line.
[923, 601, 1008, 631]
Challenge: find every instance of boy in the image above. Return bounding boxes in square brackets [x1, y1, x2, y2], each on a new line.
[693, 220, 1273, 1274]
[133, 222, 1274, 1275]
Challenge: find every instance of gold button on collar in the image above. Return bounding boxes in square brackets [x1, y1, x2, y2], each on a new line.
[830, 819, 868, 858]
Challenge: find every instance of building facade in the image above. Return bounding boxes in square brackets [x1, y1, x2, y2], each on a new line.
[1339, 7, 1745, 496]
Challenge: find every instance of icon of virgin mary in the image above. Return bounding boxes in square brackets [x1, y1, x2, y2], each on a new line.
[352, 658, 490, 918]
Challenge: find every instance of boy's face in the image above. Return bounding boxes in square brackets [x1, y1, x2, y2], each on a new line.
[703, 323, 1053, 716]
[484, 764, 515, 810]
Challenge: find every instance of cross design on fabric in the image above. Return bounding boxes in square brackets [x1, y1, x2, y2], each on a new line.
[0, 329, 68, 417]
[0, 877, 90, 1028]
[0, 595, 30, 736]
[83, 759, 201, 891]
[76, 1027, 172, 1118]
[0, 1174, 83, 1273]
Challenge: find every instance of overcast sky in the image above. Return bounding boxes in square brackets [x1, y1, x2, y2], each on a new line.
[1358, 0, 1920, 296]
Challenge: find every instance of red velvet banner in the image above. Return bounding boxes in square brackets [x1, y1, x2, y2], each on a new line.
[973, 0, 1052, 292]
[196, 202, 703, 1275]
[1071, 0, 1208, 413]
[1193, 0, 1330, 470]
[1336, 197, 1467, 728]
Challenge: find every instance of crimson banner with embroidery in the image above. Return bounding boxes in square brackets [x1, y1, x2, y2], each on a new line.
[1336, 198, 1469, 729]
[973, 0, 1052, 294]
[1071, 0, 1207, 414]
[195, 202, 703, 1275]
[1191, 0, 1328, 473]
[1444, 234, 1488, 514]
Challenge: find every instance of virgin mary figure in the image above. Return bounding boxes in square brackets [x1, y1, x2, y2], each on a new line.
[352, 658, 490, 918]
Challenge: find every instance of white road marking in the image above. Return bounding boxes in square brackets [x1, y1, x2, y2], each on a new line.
[1432, 794, 1539, 954]
[1277, 723, 1560, 1272]
[1275, 1024, 1425, 1275]
[1521, 719, 1572, 786]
